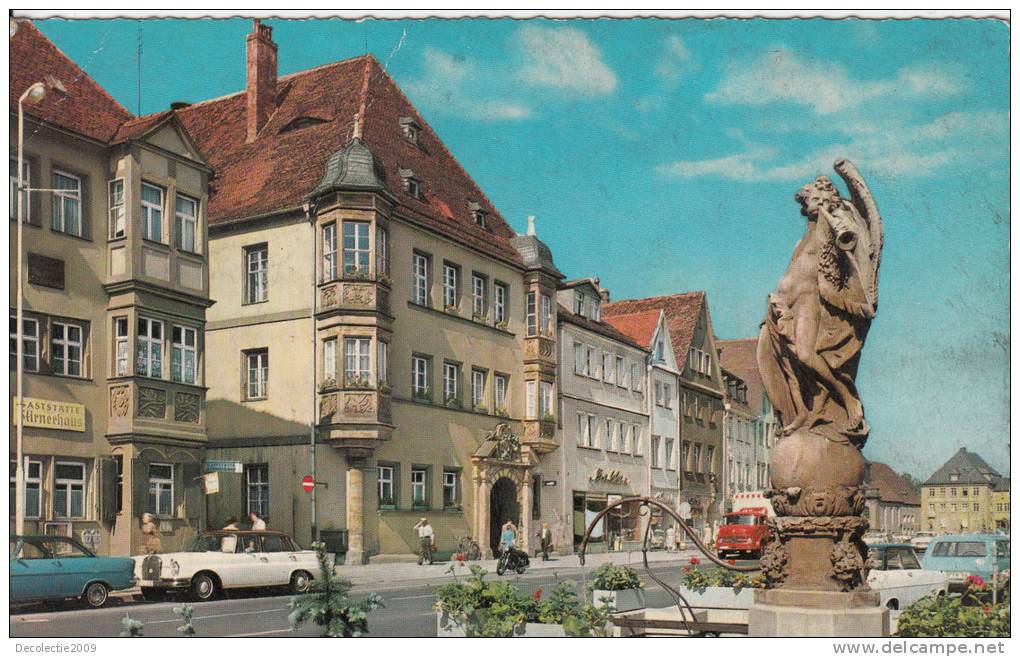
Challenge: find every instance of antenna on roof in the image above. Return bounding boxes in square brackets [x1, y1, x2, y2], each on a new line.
[136, 21, 142, 114]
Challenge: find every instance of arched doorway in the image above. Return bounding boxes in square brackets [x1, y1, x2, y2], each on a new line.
[489, 477, 520, 554]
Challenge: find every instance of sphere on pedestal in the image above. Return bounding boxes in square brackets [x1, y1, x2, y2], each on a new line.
[770, 427, 865, 490]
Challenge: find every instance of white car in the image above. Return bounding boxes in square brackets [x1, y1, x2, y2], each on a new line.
[134, 530, 321, 601]
[867, 543, 948, 610]
[910, 532, 935, 553]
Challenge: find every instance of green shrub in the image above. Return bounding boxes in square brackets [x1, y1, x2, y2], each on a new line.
[588, 563, 643, 591]
[895, 588, 1009, 638]
[680, 564, 766, 594]
[288, 541, 384, 637]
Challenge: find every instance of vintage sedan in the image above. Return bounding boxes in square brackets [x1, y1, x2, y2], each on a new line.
[11, 535, 135, 608]
[133, 530, 321, 601]
[867, 543, 948, 610]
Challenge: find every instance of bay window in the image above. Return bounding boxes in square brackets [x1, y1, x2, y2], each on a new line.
[540, 381, 553, 418]
[140, 182, 163, 242]
[113, 317, 129, 376]
[322, 222, 337, 281]
[342, 221, 370, 275]
[375, 226, 388, 276]
[541, 294, 552, 335]
[136, 318, 163, 378]
[109, 179, 125, 238]
[377, 341, 388, 385]
[344, 337, 371, 386]
[323, 338, 337, 383]
[171, 325, 198, 384]
[52, 171, 82, 236]
[526, 380, 537, 419]
[526, 291, 537, 337]
[175, 194, 198, 252]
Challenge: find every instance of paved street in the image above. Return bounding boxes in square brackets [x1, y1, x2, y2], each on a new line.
[10, 553, 757, 638]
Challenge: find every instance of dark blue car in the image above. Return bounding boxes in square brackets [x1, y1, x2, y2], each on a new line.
[10, 535, 135, 608]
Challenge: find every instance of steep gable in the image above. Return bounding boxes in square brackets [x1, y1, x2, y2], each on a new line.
[924, 448, 1002, 486]
[718, 338, 767, 413]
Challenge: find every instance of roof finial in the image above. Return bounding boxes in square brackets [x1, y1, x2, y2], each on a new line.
[527, 215, 536, 236]
[352, 110, 363, 141]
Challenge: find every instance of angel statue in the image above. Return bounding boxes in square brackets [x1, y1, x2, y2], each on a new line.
[757, 159, 884, 449]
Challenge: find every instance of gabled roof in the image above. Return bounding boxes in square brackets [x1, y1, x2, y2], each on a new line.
[923, 448, 1002, 487]
[866, 461, 921, 506]
[603, 310, 662, 350]
[718, 338, 767, 412]
[175, 53, 523, 265]
[603, 292, 706, 367]
[10, 20, 132, 143]
[558, 304, 647, 351]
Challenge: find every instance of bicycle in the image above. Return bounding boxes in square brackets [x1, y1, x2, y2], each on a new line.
[455, 535, 482, 561]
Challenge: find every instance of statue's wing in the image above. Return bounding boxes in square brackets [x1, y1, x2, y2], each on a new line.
[833, 159, 883, 308]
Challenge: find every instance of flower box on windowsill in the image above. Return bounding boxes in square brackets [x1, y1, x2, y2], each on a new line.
[444, 397, 462, 409]
[412, 390, 432, 404]
[473, 405, 488, 415]
[377, 274, 392, 288]
[495, 320, 509, 332]
[344, 376, 374, 390]
[443, 304, 459, 315]
[539, 413, 556, 423]
[494, 407, 509, 418]
[319, 379, 338, 392]
[472, 313, 486, 323]
[342, 268, 373, 282]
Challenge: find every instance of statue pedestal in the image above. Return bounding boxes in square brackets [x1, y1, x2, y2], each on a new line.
[749, 589, 889, 637]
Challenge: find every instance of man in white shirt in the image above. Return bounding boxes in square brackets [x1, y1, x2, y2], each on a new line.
[249, 512, 267, 531]
[414, 517, 434, 565]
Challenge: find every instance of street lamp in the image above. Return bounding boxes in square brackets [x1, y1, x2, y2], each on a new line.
[14, 78, 62, 535]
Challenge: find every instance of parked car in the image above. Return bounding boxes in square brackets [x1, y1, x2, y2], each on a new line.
[921, 534, 1010, 592]
[866, 543, 948, 610]
[10, 535, 135, 608]
[909, 531, 935, 553]
[133, 530, 321, 601]
[716, 507, 770, 559]
[862, 530, 891, 545]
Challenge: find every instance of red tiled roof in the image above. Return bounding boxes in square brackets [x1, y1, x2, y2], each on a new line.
[175, 54, 522, 265]
[867, 461, 921, 506]
[558, 304, 647, 351]
[603, 292, 706, 368]
[718, 337, 766, 412]
[110, 110, 174, 145]
[10, 21, 132, 143]
[603, 310, 661, 349]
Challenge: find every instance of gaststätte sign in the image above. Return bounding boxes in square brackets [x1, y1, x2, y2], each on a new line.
[13, 397, 85, 432]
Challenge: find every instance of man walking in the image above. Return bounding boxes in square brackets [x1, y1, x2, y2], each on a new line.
[414, 517, 434, 565]
[249, 511, 266, 530]
[537, 523, 553, 561]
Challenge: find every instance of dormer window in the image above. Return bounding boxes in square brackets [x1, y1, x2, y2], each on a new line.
[400, 167, 422, 199]
[280, 116, 328, 133]
[468, 201, 487, 228]
[399, 117, 421, 145]
[950, 473, 959, 482]
[574, 291, 584, 315]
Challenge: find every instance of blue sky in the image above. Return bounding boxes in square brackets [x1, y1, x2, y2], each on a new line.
[37, 17, 1010, 480]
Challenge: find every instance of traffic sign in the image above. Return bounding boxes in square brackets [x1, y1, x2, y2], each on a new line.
[302, 475, 315, 492]
[205, 460, 243, 473]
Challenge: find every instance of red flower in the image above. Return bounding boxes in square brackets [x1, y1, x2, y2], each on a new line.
[727, 559, 737, 566]
[689, 556, 700, 566]
[534, 588, 543, 601]
[966, 575, 986, 589]
[456, 553, 466, 562]
[982, 605, 991, 615]
[682, 565, 692, 573]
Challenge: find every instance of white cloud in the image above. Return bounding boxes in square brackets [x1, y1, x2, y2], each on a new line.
[705, 47, 964, 115]
[516, 25, 617, 96]
[406, 46, 532, 122]
[655, 34, 691, 82]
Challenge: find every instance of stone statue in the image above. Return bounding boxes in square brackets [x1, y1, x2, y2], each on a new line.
[756, 159, 884, 594]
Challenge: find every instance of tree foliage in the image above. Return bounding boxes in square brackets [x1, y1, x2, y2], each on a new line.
[287, 541, 384, 637]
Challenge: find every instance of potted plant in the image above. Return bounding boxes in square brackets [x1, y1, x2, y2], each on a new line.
[444, 395, 462, 409]
[677, 558, 765, 609]
[539, 412, 556, 423]
[344, 374, 372, 389]
[413, 387, 432, 403]
[589, 563, 645, 612]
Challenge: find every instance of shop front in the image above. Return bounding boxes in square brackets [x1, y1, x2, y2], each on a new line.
[571, 464, 646, 553]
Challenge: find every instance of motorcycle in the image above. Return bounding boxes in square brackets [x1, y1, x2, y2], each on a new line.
[496, 545, 529, 575]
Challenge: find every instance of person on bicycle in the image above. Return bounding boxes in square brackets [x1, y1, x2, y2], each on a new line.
[414, 517, 434, 565]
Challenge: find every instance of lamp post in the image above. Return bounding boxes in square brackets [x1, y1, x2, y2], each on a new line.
[14, 81, 46, 535]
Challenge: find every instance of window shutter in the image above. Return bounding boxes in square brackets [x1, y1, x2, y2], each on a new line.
[132, 458, 150, 518]
[99, 457, 118, 523]
[182, 460, 202, 523]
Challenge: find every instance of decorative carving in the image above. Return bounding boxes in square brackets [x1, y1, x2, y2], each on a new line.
[523, 339, 538, 358]
[320, 284, 337, 308]
[137, 387, 166, 419]
[590, 468, 630, 485]
[539, 339, 554, 358]
[771, 514, 868, 536]
[174, 392, 200, 423]
[343, 393, 374, 416]
[766, 485, 866, 517]
[759, 533, 789, 587]
[342, 283, 374, 306]
[110, 386, 130, 417]
[319, 393, 338, 421]
[485, 423, 520, 461]
[831, 533, 869, 592]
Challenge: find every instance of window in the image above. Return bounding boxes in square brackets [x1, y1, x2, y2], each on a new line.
[587, 346, 598, 379]
[443, 362, 460, 404]
[540, 381, 554, 418]
[574, 291, 584, 315]
[245, 464, 269, 518]
[342, 221, 370, 275]
[616, 355, 625, 387]
[246, 349, 269, 399]
[706, 446, 716, 474]
[148, 463, 174, 517]
[9, 316, 39, 372]
[619, 423, 631, 454]
[541, 294, 552, 335]
[589, 416, 599, 449]
[54, 461, 86, 519]
[603, 353, 614, 382]
[10, 158, 30, 222]
[473, 209, 486, 228]
[411, 469, 427, 507]
[136, 318, 163, 378]
[113, 317, 129, 376]
[574, 342, 585, 375]
[526, 380, 537, 419]
[115, 455, 123, 513]
[526, 291, 537, 337]
[140, 182, 164, 242]
[606, 419, 616, 452]
[974, 503, 980, 512]
[472, 369, 486, 410]
[413, 253, 430, 306]
[682, 441, 691, 470]
[109, 179, 125, 238]
[407, 178, 422, 199]
[323, 338, 337, 383]
[494, 282, 507, 325]
[494, 374, 508, 413]
[655, 340, 664, 362]
[578, 413, 591, 447]
[665, 438, 676, 470]
[171, 325, 197, 384]
[10, 458, 42, 518]
[693, 443, 703, 473]
[378, 465, 394, 506]
[655, 382, 663, 406]
[245, 245, 268, 303]
[632, 363, 642, 391]
[52, 321, 84, 377]
[651, 436, 661, 468]
[322, 222, 337, 281]
[176, 194, 198, 252]
[344, 337, 371, 386]
[443, 470, 459, 508]
[443, 264, 459, 309]
[403, 121, 420, 144]
[950, 488, 957, 497]
[376, 226, 388, 276]
[53, 171, 83, 236]
[376, 341, 388, 385]
[472, 274, 486, 318]
[412, 355, 430, 399]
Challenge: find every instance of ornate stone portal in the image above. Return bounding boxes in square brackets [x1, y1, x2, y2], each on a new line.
[471, 423, 537, 557]
[750, 160, 888, 637]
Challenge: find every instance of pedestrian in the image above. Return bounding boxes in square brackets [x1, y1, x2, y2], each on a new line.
[537, 522, 553, 561]
[500, 520, 517, 555]
[249, 511, 266, 530]
[665, 525, 676, 553]
[413, 517, 434, 565]
[141, 513, 162, 554]
[223, 516, 239, 530]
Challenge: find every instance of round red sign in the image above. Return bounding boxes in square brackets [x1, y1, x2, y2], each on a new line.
[302, 475, 315, 492]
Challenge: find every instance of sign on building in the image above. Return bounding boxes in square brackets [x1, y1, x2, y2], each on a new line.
[203, 472, 220, 495]
[205, 460, 243, 473]
[13, 398, 85, 432]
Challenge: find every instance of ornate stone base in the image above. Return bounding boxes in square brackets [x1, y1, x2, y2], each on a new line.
[761, 515, 870, 591]
[749, 589, 889, 637]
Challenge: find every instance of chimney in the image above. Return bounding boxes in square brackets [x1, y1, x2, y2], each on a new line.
[246, 19, 278, 143]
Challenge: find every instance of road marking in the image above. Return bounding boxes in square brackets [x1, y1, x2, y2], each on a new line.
[224, 628, 294, 637]
[16, 618, 50, 623]
[386, 594, 435, 601]
[148, 607, 288, 624]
